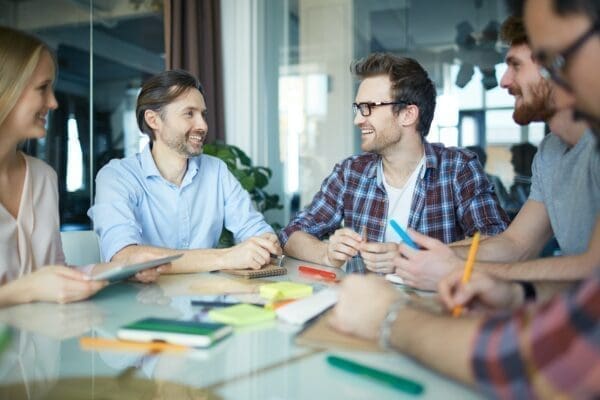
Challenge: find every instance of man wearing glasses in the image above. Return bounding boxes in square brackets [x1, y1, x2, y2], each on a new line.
[393, 16, 599, 289]
[280, 53, 508, 282]
[329, 1, 600, 397]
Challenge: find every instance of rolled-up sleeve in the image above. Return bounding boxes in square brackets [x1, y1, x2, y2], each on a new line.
[88, 162, 142, 262]
[455, 157, 510, 237]
[279, 162, 346, 247]
[472, 274, 600, 399]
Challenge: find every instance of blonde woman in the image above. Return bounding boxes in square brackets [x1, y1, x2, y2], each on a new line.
[0, 27, 163, 307]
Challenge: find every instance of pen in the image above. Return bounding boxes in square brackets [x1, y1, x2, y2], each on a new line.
[298, 265, 337, 280]
[191, 300, 264, 308]
[389, 220, 418, 249]
[327, 355, 424, 395]
[79, 336, 188, 353]
[452, 232, 481, 317]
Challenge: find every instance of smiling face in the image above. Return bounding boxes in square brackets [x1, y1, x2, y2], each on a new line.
[525, 0, 600, 135]
[353, 75, 404, 155]
[1, 50, 57, 142]
[499, 43, 554, 125]
[150, 88, 208, 158]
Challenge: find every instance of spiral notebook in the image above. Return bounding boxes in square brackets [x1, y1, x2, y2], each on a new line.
[221, 264, 287, 279]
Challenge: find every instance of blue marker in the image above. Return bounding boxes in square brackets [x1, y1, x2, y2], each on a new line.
[389, 220, 418, 249]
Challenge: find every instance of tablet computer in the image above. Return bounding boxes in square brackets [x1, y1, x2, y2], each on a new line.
[91, 254, 182, 282]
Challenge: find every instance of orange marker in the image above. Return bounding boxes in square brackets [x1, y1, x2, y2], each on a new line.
[452, 232, 481, 317]
[79, 336, 188, 353]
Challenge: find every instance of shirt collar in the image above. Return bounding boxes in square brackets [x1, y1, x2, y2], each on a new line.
[423, 141, 438, 173]
[374, 140, 432, 184]
[140, 143, 201, 183]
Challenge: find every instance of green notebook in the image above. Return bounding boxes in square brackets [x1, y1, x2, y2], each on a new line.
[208, 304, 276, 326]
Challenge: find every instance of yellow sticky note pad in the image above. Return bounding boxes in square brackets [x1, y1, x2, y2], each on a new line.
[208, 304, 275, 326]
[259, 282, 313, 301]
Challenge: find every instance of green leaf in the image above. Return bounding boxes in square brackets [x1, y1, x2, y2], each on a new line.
[239, 174, 255, 191]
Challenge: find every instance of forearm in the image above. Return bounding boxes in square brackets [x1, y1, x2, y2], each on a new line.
[0, 278, 34, 307]
[283, 231, 332, 266]
[453, 233, 533, 263]
[112, 245, 230, 273]
[389, 307, 481, 386]
[478, 253, 596, 281]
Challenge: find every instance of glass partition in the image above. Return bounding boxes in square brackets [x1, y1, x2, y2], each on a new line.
[4, 0, 164, 230]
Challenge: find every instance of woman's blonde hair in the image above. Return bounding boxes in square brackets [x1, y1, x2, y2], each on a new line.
[0, 26, 54, 127]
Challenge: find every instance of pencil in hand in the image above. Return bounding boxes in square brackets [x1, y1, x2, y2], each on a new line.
[452, 232, 481, 317]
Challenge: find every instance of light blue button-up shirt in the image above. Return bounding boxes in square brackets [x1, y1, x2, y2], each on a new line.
[88, 145, 273, 262]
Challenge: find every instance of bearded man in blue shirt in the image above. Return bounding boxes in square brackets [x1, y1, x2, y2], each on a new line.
[89, 70, 281, 273]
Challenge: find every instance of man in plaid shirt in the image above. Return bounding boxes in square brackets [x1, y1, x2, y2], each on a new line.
[280, 54, 509, 278]
[330, 0, 600, 398]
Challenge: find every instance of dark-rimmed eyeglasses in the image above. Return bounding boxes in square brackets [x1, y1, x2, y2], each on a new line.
[534, 20, 600, 90]
[352, 101, 409, 117]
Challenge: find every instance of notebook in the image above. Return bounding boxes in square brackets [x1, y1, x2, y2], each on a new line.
[221, 263, 287, 279]
[117, 317, 232, 348]
[208, 304, 276, 326]
[276, 288, 338, 325]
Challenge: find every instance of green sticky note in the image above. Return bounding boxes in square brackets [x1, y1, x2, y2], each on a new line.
[208, 304, 276, 326]
[259, 281, 313, 301]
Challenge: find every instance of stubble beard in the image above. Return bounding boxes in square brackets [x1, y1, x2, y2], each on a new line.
[167, 129, 205, 158]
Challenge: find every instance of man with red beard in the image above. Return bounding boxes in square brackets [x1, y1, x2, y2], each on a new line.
[280, 53, 509, 280]
[392, 16, 600, 289]
[89, 70, 281, 273]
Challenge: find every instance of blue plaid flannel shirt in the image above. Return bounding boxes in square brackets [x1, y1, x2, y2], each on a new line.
[279, 142, 509, 272]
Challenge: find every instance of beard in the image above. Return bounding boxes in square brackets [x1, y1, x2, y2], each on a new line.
[165, 129, 205, 157]
[511, 80, 555, 125]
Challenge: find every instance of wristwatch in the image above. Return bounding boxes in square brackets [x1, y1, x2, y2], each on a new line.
[379, 298, 407, 350]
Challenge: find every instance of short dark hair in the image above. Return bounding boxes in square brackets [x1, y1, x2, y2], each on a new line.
[507, 0, 600, 18]
[136, 69, 205, 141]
[510, 142, 537, 176]
[500, 15, 528, 46]
[351, 53, 436, 136]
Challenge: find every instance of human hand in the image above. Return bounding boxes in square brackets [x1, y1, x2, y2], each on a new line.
[360, 241, 399, 274]
[394, 229, 462, 290]
[109, 247, 173, 283]
[127, 251, 173, 283]
[329, 275, 400, 341]
[24, 266, 108, 304]
[259, 232, 283, 256]
[222, 235, 281, 270]
[325, 228, 364, 267]
[438, 269, 523, 313]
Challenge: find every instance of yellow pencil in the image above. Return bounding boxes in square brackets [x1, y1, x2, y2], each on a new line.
[79, 336, 188, 353]
[452, 232, 481, 317]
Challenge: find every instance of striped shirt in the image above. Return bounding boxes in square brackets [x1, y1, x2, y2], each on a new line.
[280, 141, 509, 272]
[473, 270, 600, 399]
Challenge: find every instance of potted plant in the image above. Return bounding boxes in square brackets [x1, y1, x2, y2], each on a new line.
[203, 143, 283, 247]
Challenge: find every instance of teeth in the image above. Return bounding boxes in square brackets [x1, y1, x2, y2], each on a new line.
[362, 130, 374, 134]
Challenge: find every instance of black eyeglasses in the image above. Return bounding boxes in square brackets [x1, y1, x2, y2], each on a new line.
[533, 19, 600, 90]
[352, 101, 409, 117]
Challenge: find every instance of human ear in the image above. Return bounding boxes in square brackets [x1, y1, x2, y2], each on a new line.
[144, 109, 162, 132]
[399, 104, 419, 128]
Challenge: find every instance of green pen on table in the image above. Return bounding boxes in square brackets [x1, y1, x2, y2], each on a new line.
[327, 355, 424, 395]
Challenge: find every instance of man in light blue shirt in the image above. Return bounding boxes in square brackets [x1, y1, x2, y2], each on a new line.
[88, 70, 280, 273]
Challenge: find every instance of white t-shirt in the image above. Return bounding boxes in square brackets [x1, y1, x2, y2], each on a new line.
[382, 156, 426, 243]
